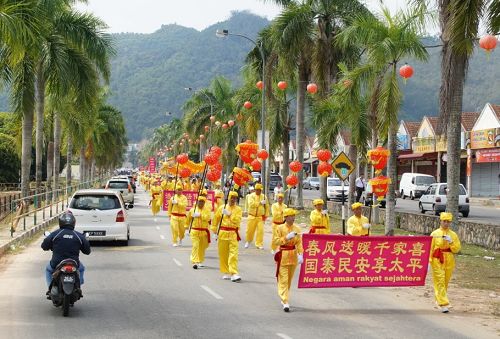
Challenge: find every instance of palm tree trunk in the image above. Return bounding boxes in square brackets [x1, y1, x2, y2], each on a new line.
[46, 141, 54, 190]
[79, 147, 85, 182]
[282, 129, 290, 201]
[21, 109, 34, 198]
[66, 133, 73, 185]
[53, 112, 62, 190]
[35, 68, 45, 191]
[295, 60, 308, 209]
[385, 120, 398, 236]
[348, 144, 357, 215]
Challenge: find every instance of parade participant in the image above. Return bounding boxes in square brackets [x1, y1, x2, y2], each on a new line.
[214, 189, 224, 212]
[309, 199, 330, 234]
[430, 212, 461, 313]
[273, 208, 303, 312]
[347, 202, 370, 236]
[273, 182, 283, 201]
[187, 197, 211, 269]
[270, 193, 287, 254]
[150, 182, 163, 221]
[191, 177, 200, 192]
[212, 191, 242, 282]
[245, 183, 269, 249]
[160, 177, 168, 190]
[244, 186, 255, 214]
[168, 183, 188, 247]
[145, 175, 152, 192]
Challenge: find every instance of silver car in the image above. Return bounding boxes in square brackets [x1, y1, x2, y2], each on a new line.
[303, 176, 320, 190]
[105, 178, 134, 205]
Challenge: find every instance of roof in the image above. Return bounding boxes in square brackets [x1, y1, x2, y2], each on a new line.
[491, 104, 500, 120]
[460, 112, 480, 131]
[403, 121, 420, 137]
[427, 117, 440, 134]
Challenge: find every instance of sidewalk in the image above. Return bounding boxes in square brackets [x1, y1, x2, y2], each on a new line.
[470, 197, 500, 207]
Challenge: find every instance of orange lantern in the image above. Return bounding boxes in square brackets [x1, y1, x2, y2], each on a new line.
[228, 120, 235, 127]
[277, 81, 288, 90]
[256, 81, 263, 90]
[479, 35, 497, 53]
[369, 175, 391, 201]
[317, 161, 333, 177]
[179, 167, 191, 178]
[399, 64, 414, 80]
[250, 159, 261, 171]
[286, 174, 299, 187]
[204, 152, 218, 166]
[211, 161, 223, 172]
[235, 140, 258, 164]
[289, 160, 302, 173]
[232, 167, 253, 186]
[222, 123, 228, 129]
[307, 83, 318, 94]
[257, 149, 269, 161]
[206, 169, 221, 182]
[244, 101, 253, 110]
[367, 146, 390, 174]
[204, 125, 209, 132]
[210, 146, 222, 158]
[317, 149, 332, 162]
[176, 153, 189, 164]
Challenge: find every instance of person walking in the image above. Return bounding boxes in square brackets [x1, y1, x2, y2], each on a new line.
[187, 196, 211, 269]
[429, 212, 461, 313]
[355, 174, 365, 203]
[245, 183, 269, 249]
[347, 202, 370, 236]
[271, 193, 287, 254]
[168, 183, 188, 247]
[309, 199, 330, 234]
[273, 182, 283, 201]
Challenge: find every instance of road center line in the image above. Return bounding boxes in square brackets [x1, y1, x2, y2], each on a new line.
[200, 285, 223, 300]
[173, 258, 183, 267]
[160, 235, 165, 240]
[276, 333, 293, 339]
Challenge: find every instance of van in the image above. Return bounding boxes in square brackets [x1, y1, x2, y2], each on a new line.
[399, 173, 436, 200]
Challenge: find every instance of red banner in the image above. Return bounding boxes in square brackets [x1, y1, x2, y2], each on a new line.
[298, 234, 432, 288]
[162, 190, 216, 211]
[149, 157, 156, 173]
[475, 148, 500, 163]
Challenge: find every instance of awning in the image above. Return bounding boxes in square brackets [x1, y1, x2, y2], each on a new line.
[398, 153, 424, 160]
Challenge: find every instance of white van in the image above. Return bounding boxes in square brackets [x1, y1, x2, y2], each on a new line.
[399, 173, 436, 200]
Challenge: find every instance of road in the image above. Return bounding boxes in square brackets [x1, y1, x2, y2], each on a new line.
[0, 188, 497, 339]
[300, 188, 500, 225]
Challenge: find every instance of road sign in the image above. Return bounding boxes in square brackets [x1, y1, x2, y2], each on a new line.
[332, 151, 354, 180]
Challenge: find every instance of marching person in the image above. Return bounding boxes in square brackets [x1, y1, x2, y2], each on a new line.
[309, 199, 330, 234]
[245, 183, 270, 249]
[347, 202, 370, 236]
[271, 193, 287, 254]
[214, 189, 224, 212]
[168, 183, 188, 247]
[150, 181, 163, 221]
[429, 212, 461, 313]
[355, 174, 365, 202]
[273, 208, 303, 312]
[187, 196, 211, 269]
[212, 191, 243, 282]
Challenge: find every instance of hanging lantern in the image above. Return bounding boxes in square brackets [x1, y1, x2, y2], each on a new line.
[232, 167, 253, 186]
[222, 123, 228, 129]
[317, 161, 333, 177]
[210, 146, 222, 158]
[479, 35, 498, 53]
[256, 81, 263, 90]
[277, 81, 288, 90]
[206, 169, 222, 182]
[211, 161, 223, 172]
[399, 64, 414, 80]
[200, 134, 205, 140]
[369, 175, 391, 201]
[257, 149, 269, 161]
[307, 83, 318, 94]
[176, 153, 189, 164]
[179, 142, 183, 146]
[289, 160, 303, 173]
[210, 116, 216, 123]
[317, 149, 332, 162]
[204, 152, 218, 166]
[204, 125, 209, 132]
[250, 159, 262, 171]
[235, 140, 259, 164]
[367, 146, 390, 174]
[228, 120, 235, 127]
[244, 101, 253, 110]
[286, 174, 299, 188]
[179, 167, 191, 178]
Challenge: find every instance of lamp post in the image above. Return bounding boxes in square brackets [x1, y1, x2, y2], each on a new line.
[185, 87, 214, 160]
[216, 29, 267, 193]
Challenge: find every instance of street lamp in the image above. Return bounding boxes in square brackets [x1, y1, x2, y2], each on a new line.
[216, 29, 267, 192]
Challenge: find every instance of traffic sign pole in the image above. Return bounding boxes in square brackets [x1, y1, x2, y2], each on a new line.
[341, 180, 346, 235]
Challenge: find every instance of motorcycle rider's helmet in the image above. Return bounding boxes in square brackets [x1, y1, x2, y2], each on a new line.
[59, 211, 76, 229]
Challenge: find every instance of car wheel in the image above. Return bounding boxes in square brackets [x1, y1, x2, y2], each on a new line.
[462, 211, 469, 217]
[119, 239, 129, 246]
[433, 205, 439, 216]
[419, 203, 425, 214]
[400, 190, 405, 199]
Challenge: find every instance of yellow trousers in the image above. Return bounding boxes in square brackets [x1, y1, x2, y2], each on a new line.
[278, 264, 296, 304]
[190, 232, 209, 264]
[151, 199, 161, 216]
[170, 217, 186, 243]
[246, 217, 264, 247]
[218, 239, 239, 275]
[431, 260, 453, 306]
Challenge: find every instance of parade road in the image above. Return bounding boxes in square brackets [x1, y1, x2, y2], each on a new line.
[0, 187, 496, 339]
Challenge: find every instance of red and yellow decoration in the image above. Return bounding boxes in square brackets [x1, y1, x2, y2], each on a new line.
[289, 160, 302, 173]
[317, 161, 333, 177]
[285, 174, 299, 188]
[236, 140, 259, 164]
[369, 175, 391, 201]
[232, 167, 253, 187]
[367, 146, 390, 175]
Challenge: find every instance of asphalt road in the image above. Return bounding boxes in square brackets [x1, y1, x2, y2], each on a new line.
[0, 188, 497, 338]
[300, 188, 500, 225]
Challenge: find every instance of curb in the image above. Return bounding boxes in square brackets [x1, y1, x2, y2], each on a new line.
[0, 213, 62, 257]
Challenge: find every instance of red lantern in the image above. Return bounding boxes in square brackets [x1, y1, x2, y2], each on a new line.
[228, 120, 235, 127]
[179, 167, 191, 178]
[176, 153, 189, 164]
[250, 159, 261, 171]
[286, 174, 299, 187]
[256, 81, 263, 90]
[307, 83, 318, 94]
[369, 175, 391, 201]
[367, 146, 390, 174]
[317, 149, 332, 162]
[204, 152, 218, 166]
[399, 64, 414, 80]
[232, 167, 253, 186]
[257, 149, 269, 161]
[289, 160, 302, 173]
[236, 140, 258, 164]
[206, 169, 222, 182]
[244, 101, 253, 110]
[479, 35, 498, 52]
[277, 81, 288, 90]
[222, 123, 228, 129]
[210, 146, 222, 158]
[204, 125, 209, 132]
[179, 142, 183, 146]
[211, 161, 223, 172]
[317, 161, 333, 177]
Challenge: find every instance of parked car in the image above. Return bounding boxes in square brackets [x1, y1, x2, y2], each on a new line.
[361, 182, 387, 208]
[419, 183, 470, 217]
[269, 173, 283, 191]
[105, 178, 134, 206]
[68, 189, 131, 245]
[326, 177, 349, 201]
[303, 176, 320, 190]
[399, 173, 436, 200]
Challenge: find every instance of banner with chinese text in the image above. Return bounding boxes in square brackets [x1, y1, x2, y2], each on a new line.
[298, 234, 432, 288]
[149, 157, 156, 173]
[162, 190, 215, 211]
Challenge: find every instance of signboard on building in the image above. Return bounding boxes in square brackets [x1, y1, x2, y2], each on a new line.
[436, 136, 447, 152]
[471, 128, 500, 149]
[475, 148, 500, 163]
[412, 137, 435, 153]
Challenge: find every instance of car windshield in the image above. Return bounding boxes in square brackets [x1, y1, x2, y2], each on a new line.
[310, 177, 319, 183]
[415, 176, 435, 186]
[108, 181, 128, 189]
[270, 175, 281, 182]
[438, 185, 466, 195]
[70, 194, 121, 210]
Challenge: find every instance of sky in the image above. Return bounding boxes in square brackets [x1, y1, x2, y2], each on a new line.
[76, 0, 410, 34]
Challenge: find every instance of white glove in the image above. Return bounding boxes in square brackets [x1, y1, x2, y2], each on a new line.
[213, 234, 218, 242]
[321, 210, 328, 215]
[362, 223, 371, 229]
[443, 235, 452, 243]
[223, 209, 231, 216]
[193, 212, 201, 218]
[260, 200, 266, 205]
[172, 199, 177, 205]
[286, 231, 296, 240]
[297, 254, 304, 265]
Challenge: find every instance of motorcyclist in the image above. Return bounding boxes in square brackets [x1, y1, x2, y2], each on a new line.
[41, 212, 91, 293]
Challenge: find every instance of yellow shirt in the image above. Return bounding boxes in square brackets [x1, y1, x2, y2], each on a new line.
[429, 227, 461, 268]
[273, 223, 303, 266]
[247, 192, 270, 219]
[167, 194, 188, 218]
[186, 205, 211, 230]
[346, 215, 370, 236]
[212, 204, 242, 241]
[271, 202, 287, 224]
[309, 209, 330, 234]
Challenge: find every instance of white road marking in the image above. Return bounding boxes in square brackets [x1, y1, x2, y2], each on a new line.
[276, 333, 293, 339]
[173, 258, 183, 267]
[156, 226, 160, 230]
[200, 285, 223, 300]
[160, 235, 165, 240]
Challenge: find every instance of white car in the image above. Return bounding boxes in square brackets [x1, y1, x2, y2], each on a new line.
[326, 177, 349, 201]
[68, 189, 131, 245]
[106, 178, 134, 205]
[419, 183, 470, 217]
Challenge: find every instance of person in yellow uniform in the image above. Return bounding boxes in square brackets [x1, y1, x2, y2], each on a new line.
[212, 191, 242, 282]
[309, 199, 330, 234]
[245, 183, 270, 249]
[160, 177, 168, 191]
[167, 183, 188, 247]
[145, 175, 152, 192]
[273, 208, 303, 312]
[187, 196, 211, 269]
[430, 212, 461, 313]
[347, 202, 370, 236]
[214, 190, 224, 212]
[150, 182, 163, 221]
[270, 193, 287, 254]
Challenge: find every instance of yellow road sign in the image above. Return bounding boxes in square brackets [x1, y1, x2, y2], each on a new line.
[332, 151, 354, 180]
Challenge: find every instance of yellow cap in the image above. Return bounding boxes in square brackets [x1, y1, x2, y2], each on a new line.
[228, 191, 239, 198]
[197, 196, 206, 202]
[276, 193, 284, 198]
[255, 183, 263, 190]
[215, 190, 224, 197]
[313, 199, 324, 206]
[200, 189, 208, 196]
[351, 202, 363, 209]
[283, 208, 297, 217]
[440, 212, 453, 221]
[175, 184, 183, 190]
